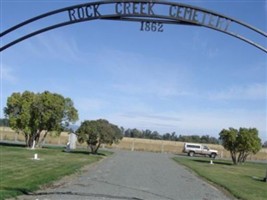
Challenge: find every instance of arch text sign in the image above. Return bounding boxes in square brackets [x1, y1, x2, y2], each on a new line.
[68, 1, 232, 33]
[1, 0, 266, 52]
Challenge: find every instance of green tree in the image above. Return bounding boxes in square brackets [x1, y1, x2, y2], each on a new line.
[143, 129, 152, 139]
[4, 91, 78, 148]
[76, 119, 123, 154]
[219, 127, 261, 164]
[0, 118, 9, 126]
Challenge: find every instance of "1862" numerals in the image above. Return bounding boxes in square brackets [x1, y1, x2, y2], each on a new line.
[140, 21, 164, 32]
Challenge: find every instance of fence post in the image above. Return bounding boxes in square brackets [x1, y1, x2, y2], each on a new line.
[0, 127, 3, 141]
[14, 132, 18, 142]
[131, 138, 135, 151]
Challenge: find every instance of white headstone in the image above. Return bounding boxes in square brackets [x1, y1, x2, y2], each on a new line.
[69, 133, 77, 150]
[65, 142, 70, 152]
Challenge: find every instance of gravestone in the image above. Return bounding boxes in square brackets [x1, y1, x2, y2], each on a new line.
[68, 133, 77, 150]
[65, 142, 70, 152]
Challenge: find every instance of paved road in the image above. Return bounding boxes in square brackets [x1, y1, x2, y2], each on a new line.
[17, 150, 232, 200]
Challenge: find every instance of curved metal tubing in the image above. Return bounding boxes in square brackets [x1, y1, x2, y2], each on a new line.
[1, 0, 266, 52]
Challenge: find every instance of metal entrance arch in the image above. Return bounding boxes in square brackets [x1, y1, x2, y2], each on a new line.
[0, 0, 266, 53]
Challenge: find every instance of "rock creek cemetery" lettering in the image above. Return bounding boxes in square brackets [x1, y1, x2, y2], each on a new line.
[68, 2, 232, 33]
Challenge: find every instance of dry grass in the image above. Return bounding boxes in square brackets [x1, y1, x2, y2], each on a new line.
[1, 127, 266, 160]
[112, 137, 267, 161]
[0, 127, 69, 145]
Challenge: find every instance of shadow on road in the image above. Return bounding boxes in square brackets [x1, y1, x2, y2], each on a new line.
[66, 150, 106, 156]
[3, 187, 143, 200]
[26, 191, 142, 200]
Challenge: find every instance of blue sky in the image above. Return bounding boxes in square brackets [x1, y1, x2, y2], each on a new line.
[1, 0, 266, 141]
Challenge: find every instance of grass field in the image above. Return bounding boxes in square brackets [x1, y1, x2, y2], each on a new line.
[0, 143, 112, 200]
[173, 156, 267, 200]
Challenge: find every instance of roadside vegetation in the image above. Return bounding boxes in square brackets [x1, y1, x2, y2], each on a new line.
[76, 119, 123, 154]
[0, 143, 112, 200]
[219, 127, 262, 164]
[173, 157, 267, 200]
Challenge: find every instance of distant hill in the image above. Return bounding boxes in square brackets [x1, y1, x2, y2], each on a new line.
[67, 124, 79, 132]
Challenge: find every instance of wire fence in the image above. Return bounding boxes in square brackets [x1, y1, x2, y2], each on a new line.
[1, 127, 266, 161]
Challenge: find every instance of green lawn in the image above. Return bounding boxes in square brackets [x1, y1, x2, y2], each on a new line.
[173, 156, 267, 200]
[0, 143, 112, 200]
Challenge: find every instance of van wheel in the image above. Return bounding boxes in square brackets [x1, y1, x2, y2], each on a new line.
[188, 151, 194, 157]
[210, 153, 216, 158]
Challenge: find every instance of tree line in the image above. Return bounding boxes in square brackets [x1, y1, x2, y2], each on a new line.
[123, 128, 220, 144]
[0, 116, 220, 145]
[3, 90, 264, 162]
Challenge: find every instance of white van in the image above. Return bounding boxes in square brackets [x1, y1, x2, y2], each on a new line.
[182, 143, 218, 158]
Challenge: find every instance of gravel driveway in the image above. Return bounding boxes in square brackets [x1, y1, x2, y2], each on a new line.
[16, 150, 233, 200]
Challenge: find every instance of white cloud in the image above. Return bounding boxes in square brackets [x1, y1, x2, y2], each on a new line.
[96, 48, 194, 98]
[106, 112, 181, 132]
[192, 31, 219, 58]
[208, 83, 267, 100]
[100, 108, 266, 140]
[75, 97, 108, 113]
[23, 33, 89, 64]
[1, 65, 17, 83]
[112, 82, 192, 98]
